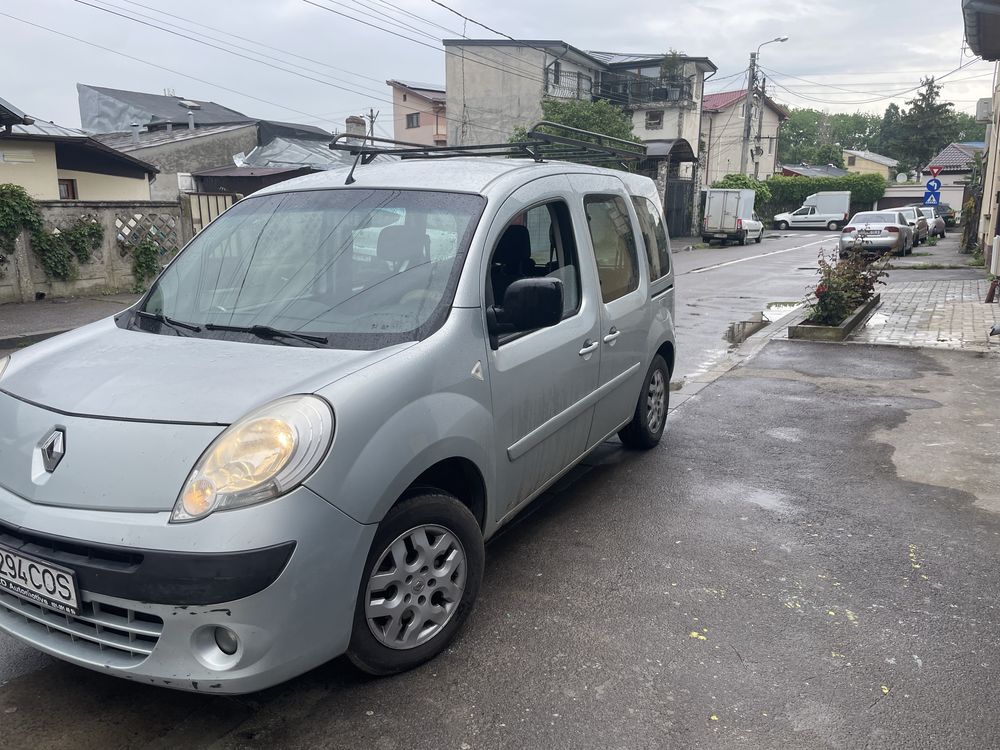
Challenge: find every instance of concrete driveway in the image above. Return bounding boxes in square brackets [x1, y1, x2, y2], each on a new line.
[2, 339, 999, 749]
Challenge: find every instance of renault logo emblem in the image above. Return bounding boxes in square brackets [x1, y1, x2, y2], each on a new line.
[39, 428, 66, 473]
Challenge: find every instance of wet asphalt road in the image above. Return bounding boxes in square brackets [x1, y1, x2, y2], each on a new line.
[3, 340, 999, 749]
[2, 235, 999, 748]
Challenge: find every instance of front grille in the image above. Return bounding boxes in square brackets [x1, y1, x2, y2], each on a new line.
[0, 589, 163, 667]
[0, 519, 141, 572]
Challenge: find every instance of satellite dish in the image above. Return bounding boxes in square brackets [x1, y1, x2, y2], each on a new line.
[895, 172, 908, 184]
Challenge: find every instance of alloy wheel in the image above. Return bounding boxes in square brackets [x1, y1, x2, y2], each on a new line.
[646, 368, 666, 434]
[365, 524, 467, 650]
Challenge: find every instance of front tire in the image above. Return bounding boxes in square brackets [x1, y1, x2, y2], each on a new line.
[827, 221, 839, 231]
[347, 492, 484, 676]
[776, 221, 789, 230]
[619, 354, 670, 450]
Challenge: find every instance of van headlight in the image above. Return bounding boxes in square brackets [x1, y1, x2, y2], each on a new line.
[171, 395, 334, 523]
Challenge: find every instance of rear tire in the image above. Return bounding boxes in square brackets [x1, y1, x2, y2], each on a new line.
[776, 221, 789, 230]
[738, 231, 747, 246]
[347, 492, 484, 676]
[827, 221, 839, 231]
[618, 354, 670, 450]
[754, 230, 763, 244]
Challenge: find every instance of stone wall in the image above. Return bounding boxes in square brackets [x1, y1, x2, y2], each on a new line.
[0, 200, 190, 304]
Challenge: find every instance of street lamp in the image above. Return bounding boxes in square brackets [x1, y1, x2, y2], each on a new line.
[741, 36, 789, 175]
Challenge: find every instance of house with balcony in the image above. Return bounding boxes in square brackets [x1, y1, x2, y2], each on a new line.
[387, 80, 447, 146]
[442, 40, 715, 234]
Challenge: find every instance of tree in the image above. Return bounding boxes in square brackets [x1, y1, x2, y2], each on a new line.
[711, 173, 772, 206]
[813, 143, 845, 168]
[509, 98, 640, 145]
[778, 108, 823, 164]
[896, 78, 957, 172]
[875, 103, 905, 161]
[952, 111, 987, 143]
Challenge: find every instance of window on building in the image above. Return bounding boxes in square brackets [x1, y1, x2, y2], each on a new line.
[584, 195, 639, 303]
[645, 110, 664, 130]
[402, 93, 407, 102]
[768, 137, 774, 154]
[405, 112, 420, 129]
[58, 179, 78, 200]
[552, 61, 561, 85]
[847, 155, 856, 166]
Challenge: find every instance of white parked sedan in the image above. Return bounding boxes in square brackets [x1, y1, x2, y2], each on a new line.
[839, 211, 914, 257]
[918, 207, 947, 238]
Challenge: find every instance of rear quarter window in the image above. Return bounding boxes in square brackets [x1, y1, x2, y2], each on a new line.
[630, 196, 671, 281]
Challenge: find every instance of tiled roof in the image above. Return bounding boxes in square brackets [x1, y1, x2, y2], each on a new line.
[78, 84, 252, 128]
[387, 80, 446, 103]
[926, 141, 986, 171]
[702, 89, 789, 119]
[702, 89, 748, 111]
[782, 163, 849, 178]
[844, 149, 899, 168]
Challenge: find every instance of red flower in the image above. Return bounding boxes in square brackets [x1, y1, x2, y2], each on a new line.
[815, 284, 828, 296]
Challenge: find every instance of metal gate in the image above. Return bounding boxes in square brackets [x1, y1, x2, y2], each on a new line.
[185, 192, 239, 235]
[663, 179, 694, 239]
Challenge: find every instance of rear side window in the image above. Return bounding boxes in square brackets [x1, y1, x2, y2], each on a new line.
[630, 196, 671, 281]
[584, 195, 639, 303]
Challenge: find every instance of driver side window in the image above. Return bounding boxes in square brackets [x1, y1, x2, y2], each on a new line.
[487, 201, 581, 319]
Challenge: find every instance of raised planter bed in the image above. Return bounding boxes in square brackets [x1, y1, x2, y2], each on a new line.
[787, 294, 881, 342]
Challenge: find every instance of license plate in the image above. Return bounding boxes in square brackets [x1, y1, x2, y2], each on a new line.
[0, 543, 80, 615]
[714, 233, 727, 238]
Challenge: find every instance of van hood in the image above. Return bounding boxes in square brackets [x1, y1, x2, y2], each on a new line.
[1, 318, 414, 424]
[773, 212, 793, 221]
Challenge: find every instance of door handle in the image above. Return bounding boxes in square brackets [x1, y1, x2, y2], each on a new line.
[578, 339, 599, 357]
[603, 327, 620, 345]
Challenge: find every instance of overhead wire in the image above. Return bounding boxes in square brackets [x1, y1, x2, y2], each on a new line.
[67, 0, 516, 137]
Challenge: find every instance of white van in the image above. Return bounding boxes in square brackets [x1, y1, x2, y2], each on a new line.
[773, 191, 850, 231]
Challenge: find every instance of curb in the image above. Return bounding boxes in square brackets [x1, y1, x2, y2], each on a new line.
[0, 328, 72, 350]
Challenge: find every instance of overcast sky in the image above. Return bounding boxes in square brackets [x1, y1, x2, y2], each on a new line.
[2, 0, 995, 135]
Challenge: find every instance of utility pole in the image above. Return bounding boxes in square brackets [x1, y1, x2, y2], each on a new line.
[739, 52, 758, 176]
[754, 76, 766, 179]
[366, 108, 379, 146]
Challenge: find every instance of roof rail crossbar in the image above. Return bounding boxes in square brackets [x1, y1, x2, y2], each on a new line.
[328, 123, 654, 169]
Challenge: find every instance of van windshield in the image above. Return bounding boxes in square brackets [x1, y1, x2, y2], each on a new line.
[135, 189, 485, 349]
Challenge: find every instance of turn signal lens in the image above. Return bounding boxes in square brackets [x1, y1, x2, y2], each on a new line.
[171, 395, 334, 523]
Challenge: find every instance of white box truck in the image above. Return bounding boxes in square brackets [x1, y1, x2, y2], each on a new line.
[701, 188, 764, 245]
[773, 191, 850, 231]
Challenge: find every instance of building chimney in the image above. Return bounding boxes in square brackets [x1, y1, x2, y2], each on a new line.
[345, 115, 366, 138]
[130, 122, 140, 146]
[187, 110, 195, 130]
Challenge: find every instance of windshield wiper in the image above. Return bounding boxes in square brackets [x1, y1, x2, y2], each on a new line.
[135, 310, 202, 335]
[203, 323, 329, 347]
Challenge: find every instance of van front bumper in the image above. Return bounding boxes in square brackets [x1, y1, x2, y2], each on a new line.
[0, 485, 376, 693]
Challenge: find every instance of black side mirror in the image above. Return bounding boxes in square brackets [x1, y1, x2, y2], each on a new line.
[488, 277, 563, 344]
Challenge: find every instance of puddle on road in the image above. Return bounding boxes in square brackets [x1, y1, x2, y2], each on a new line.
[763, 302, 802, 322]
[726, 312, 767, 345]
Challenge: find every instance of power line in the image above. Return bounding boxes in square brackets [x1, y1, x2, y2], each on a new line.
[68, 0, 515, 137]
[0, 10, 338, 126]
[119, 0, 387, 87]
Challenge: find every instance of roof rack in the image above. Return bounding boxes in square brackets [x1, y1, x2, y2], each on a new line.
[329, 121, 650, 166]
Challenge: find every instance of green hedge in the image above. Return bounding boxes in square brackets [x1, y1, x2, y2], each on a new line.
[712, 172, 887, 219]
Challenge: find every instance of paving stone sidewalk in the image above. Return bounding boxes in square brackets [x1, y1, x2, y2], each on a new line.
[852, 278, 1000, 352]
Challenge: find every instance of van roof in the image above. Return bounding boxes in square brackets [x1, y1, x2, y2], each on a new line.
[252, 157, 655, 198]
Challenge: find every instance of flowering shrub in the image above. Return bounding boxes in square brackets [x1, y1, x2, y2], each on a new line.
[806, 249, 888, 326]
